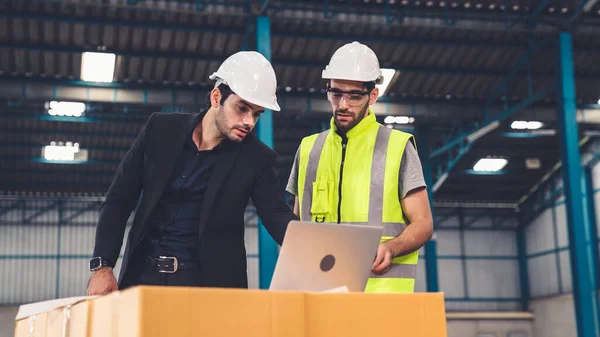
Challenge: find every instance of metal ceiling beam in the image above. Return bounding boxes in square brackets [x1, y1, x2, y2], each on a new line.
[3, 155, 119, 165]
[4, 10, 600, 52]
[0, 128, 136, 139]
[0, 11, 530, 49]
[0, 1, 554, 30]
[0, 114, 146, 124]
[498, 131, 556, 138]
[0, 76, 533, 111]
[432, 201, 518, 209]
[0, 11, 246, 35]
[455, 146, 559, 158]
[268, 1, 557, 32]
[0, 167, 114, 178]
[0, 180, 109, 190]
[8, 0, 600, 34]
[271, 30, 529, 49]
[0, 143, 132, 153]
[3, 43, 576, 78]
[0, 77, 488, 119]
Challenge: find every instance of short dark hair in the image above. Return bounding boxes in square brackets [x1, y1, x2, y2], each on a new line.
[206, 84, 234, 109]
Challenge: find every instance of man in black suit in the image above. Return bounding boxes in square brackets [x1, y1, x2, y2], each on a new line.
[86, 51, 297, 295]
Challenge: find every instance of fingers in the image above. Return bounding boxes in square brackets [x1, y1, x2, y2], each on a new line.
[87, 273, 118, 296]
[372, 249, 385, 270]
[372, 252, 393, 275]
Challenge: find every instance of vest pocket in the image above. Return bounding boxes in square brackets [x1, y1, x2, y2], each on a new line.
[311, 176, 330, 222]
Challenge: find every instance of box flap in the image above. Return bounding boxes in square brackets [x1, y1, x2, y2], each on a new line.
[15, 295, 97, 321]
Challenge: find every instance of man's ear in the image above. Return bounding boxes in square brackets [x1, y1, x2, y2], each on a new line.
[369, 87, 379, 105]
[210, 88, 222, 108]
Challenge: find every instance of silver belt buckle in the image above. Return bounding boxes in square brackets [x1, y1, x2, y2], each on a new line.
[157, 256, 178, 274]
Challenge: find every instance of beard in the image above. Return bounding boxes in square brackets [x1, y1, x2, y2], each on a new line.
[215, 105, 251, 142]
[334, 100, 369, 133]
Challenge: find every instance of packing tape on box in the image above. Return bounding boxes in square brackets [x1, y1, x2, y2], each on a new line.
[28, 315, 35, 337]
[62, 305, 72, 337]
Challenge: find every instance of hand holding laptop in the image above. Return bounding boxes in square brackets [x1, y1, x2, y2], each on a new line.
[371, 243, 393, 275]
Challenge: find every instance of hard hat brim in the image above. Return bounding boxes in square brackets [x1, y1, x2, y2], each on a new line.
[209, 75, 281, 111]
[322, 70, 383, 85]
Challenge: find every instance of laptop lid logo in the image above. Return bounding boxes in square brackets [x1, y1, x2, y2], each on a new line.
[320, 254, 336, 272]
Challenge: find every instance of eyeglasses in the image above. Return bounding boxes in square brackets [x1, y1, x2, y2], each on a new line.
[326, 88, 370, 106]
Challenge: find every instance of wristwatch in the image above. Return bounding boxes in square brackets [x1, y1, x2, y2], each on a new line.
[89, 257, 110, 272]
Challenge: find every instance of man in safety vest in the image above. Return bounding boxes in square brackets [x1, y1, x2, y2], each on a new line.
[286, 41, 434, 293]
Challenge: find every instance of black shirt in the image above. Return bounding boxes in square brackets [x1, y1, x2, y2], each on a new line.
[145, 115, 227, 262]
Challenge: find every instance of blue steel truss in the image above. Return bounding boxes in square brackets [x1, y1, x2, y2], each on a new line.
[428, 0, 597, 193]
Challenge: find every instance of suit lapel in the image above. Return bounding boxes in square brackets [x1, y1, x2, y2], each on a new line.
[198, 141, 242, 237]
[144, 112, 203, 219]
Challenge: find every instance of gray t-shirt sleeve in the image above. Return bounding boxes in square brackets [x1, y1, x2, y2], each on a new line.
[286, 147, 300, 196]
[285, 139, 426, 199]
[399, 139, 427, 199]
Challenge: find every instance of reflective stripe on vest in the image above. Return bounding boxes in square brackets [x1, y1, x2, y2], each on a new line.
[299, 124, 418, 293]
[301, 130, 329, 222]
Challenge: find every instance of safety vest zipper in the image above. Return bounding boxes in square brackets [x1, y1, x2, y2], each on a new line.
[337, 136, 348, 224]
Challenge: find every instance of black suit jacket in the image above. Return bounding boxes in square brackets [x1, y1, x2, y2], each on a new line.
[92, 111, 297, 289]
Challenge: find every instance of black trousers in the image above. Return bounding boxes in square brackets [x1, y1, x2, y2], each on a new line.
[136, 258, 205, 287]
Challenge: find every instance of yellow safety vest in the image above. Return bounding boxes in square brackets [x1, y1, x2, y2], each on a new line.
[297, 110, 419, 293]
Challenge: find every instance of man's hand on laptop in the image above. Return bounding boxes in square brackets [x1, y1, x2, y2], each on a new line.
[371, 243, 393, 275]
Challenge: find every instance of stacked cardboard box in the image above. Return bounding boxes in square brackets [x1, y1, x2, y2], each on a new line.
[15, 286, 447, 337]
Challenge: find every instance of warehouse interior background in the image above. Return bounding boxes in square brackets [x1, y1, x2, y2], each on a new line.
[1, 0, 600, 336]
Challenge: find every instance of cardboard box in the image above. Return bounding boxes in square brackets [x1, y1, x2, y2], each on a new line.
[90, 286, 447, 337]
[16, 286, 447, 337]
[305, 292, 447, 337]
[46, 300, 93, 337]
[90, 286, 305, 337]
[14, 312, 48, 337]
[14, 296, 95, 337]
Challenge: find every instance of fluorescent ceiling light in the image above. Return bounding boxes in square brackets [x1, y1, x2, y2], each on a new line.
[47, 101, 85, 117]
[511, 120, 544, 130]
[81, 52, 116, 83]
[473, 158, 508, 172]
[42, 141, 88, 162]
[525, 158, 541, 169]
[377, 68, 397, 97]
[384, 116, 415, 124]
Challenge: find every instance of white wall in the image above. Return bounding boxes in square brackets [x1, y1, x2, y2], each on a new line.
[0, 198, 259, 304]
[521, 140, 600, 337]
[447, 319, 532, 337]
[529, 294, 577, 337]
[433, 209, 521, 312]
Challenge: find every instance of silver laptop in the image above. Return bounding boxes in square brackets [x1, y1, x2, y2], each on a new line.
[269, 221, 383, 292]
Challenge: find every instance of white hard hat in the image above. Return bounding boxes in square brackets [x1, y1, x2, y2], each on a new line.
[321, 41, 384, 85]
[209, 51, 281, 111]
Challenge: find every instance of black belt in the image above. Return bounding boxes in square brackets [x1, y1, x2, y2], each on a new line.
[146, 255, 200, 274]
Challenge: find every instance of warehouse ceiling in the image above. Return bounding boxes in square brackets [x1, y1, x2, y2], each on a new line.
[1, 0, 600, 207]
